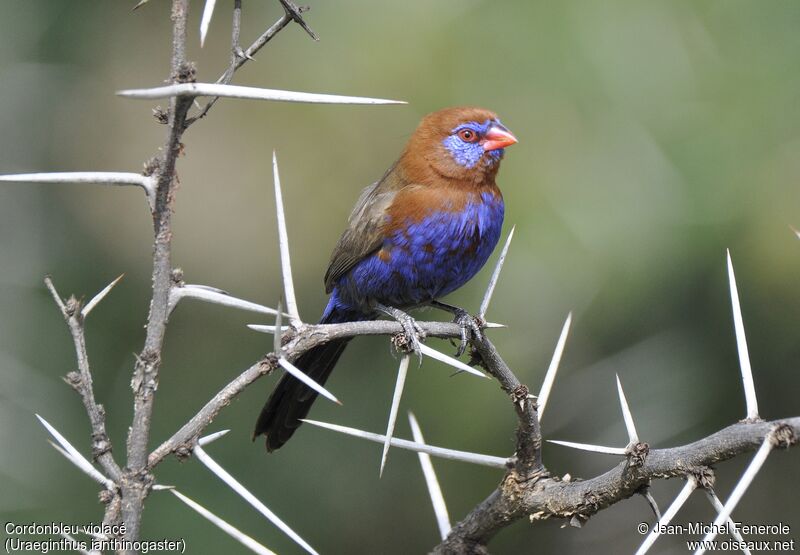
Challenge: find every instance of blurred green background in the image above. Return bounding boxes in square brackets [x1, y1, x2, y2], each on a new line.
[1, 1, 799, 553]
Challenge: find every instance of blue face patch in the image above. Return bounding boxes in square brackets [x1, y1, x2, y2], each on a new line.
[442, 119, 498, 169]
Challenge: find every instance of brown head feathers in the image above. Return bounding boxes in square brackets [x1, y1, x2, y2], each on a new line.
[398, 106, 510, 186]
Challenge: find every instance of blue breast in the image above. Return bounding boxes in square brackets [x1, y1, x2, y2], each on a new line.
[331, 191, 504, 311]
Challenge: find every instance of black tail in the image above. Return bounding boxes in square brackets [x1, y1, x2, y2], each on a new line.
[254, 305, 362, 451]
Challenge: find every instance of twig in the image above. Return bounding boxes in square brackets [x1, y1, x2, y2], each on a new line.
[146, 319, 496, 467]
[278, 0, 319, 41]
[472, 332, 543, 478]
[123, 0, 193, 544]
[43, 277, 122, 481]
[434, 418, 799, 554]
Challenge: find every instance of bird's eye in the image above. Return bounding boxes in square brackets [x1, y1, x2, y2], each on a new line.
[457, 129, 479, 143]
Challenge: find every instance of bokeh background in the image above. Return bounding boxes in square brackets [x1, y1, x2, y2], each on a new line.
[1, 1, 799, 553]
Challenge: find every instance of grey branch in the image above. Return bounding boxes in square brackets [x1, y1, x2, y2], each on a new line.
[146, 319, 485, 467]
[122, 0, 194, 545]
[43, 276, 122, 482]
[433, 420, 798, 554]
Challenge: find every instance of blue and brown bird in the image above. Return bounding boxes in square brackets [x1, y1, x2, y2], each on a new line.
[254, 106, 517, 451]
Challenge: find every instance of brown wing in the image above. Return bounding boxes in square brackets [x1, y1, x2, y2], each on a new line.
[324, 162, 408, 293]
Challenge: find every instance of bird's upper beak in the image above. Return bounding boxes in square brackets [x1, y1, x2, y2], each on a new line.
[482, 124, 518, 152]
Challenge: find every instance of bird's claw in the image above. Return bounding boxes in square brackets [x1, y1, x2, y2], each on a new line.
[451, 309, 483, 357]
[376, 302, 424, 363]
[391, 313, 424, 363]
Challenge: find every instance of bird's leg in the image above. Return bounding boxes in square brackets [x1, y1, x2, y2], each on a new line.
[428, 300, 483, 357]
[372, 302, 425, 362]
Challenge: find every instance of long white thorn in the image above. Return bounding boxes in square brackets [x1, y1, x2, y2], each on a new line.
[418, 343, 486, 378]
[616, 374, 639, 444]
[636, 477, 697, 555]
[36, 415, 114, 489]
[301, 419, 509, 468]
[703, 489, 751, 554]
[408, 412, 451, 540]
[479, 226, 515, 318]
[198, 429, 230, 446]
[273, 152, 302, 326]
[0, 171, 151, 188]
[279, 358, 341, 405]
[547, 439, 627, 455]
[170, 490, 277, 555]
[538, 312, 572, 421]
[247, 324, 290, 334]
[380, 355, 410, 477]
[168, 284, 284, 317]
[193, 445, 319, 555]
[81, 274, 124, 318]
[199, 0, 217, 47]
[693, 434, 775, 555]
[726, 250, 759, 420]
[0, 171, 155, 202]
[118, 83, 407, 105]
[46, 441, 114, 490]
[151, 484, 176, 491]
[273, 300, 283, 355]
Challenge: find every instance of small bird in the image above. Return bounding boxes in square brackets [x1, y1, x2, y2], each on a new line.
[254, 106, 517, 451]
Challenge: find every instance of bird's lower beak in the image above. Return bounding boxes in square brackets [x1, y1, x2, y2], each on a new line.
[482, 125, 518, 152]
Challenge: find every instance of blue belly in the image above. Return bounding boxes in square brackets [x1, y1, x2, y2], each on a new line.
[328, 191, 504, 314]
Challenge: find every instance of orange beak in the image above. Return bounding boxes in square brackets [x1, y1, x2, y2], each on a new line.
[482, 124, 518, 152]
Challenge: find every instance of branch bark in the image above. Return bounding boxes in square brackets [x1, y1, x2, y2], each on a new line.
[122, 0, 192, 546]
[44, 277, 122, 483]
[146, 320, 472, 467]
[434, 419, 798, 554]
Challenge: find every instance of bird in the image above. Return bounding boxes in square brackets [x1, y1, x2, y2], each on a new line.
[254, 106, 517, 451]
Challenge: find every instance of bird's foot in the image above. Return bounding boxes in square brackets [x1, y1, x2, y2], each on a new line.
[429, 300, 483, 357]
[374, 303, 425, 362]
[451, 309, 484, 357]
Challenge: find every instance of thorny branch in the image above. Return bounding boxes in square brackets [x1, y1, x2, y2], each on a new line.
[120, 0, 193, 545]
[186, 0, 317, 126]
[434, 419, 798, 555]
[43, 277, 122, 483]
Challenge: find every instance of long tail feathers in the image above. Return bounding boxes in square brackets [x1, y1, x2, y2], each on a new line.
[253, 338, 351, 451]
[254, 299, 368, 451]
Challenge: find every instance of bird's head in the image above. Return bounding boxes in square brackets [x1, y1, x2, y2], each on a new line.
[401, 107, 517, 185]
